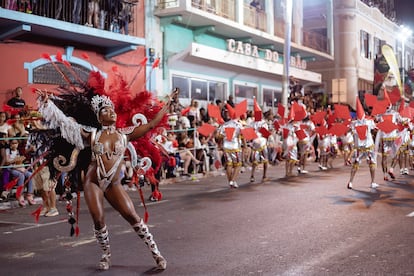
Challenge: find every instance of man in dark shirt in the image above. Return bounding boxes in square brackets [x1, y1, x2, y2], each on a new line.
[7, 87, 26, 109]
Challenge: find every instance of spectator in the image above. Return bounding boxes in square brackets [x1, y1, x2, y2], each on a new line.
[177, 131, 201, 176]
[199, 107, 210, 123]
[0, 112, 14, 138]
[170, 88, 184, 114]
[215, 99, 226, 121]
[55, 0, 64, 20]
[227, 95, 235, 107]
[18, 0, 32, 13]
[33, 165, 59, 217]
[4, 138, 35, 207]
[208, 130, 223, 170]
[7, 87, 26, 109]
[155, 132, 180, 179]
[72, 0, 82, 24]
[178, 115, 191, 129]
[0, 133, 8, 194]
[10, 112, 29, 137]
[86, 0, 100, 28]
[6, 0, 18, 10]
[119, 1, 132, 34]
[187, 100, 200, 128]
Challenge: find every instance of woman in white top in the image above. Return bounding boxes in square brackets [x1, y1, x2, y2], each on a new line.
[0, 112, 13, 137]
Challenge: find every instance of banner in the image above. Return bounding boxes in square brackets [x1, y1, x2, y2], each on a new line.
[382, 45, 402, 95]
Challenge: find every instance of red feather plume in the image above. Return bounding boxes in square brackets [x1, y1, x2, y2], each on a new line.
[31, 205, 43, 223]
[16, 186, 24, 199]
[144, 211, 149, 223]
[41, 53, 52, 61]
[152, 58, 160, 69]
[3, 178, 19, 191]
[56, 51, 63, 62]
[139, 57, 148, 66]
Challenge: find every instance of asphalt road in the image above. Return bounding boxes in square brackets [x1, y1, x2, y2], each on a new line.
[1, 158, 414, 276]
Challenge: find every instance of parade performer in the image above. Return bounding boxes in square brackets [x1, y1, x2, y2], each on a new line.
[347, 97, 378, 190]
[282, 119, 298, 177]
[326, 132, 339, 169]
[37, 90, 170, 270]
[340, 127, 354, 166]
[316, 125, 330, 170]
[249, 99, 269, 183]
[408, 116, 414, 171]
[296, 116, 315, 174]
[376, 104, 401, 181]
[218, 104, 244, 188]
[35, 53, 172, 271]
[389, 116, 411, 175]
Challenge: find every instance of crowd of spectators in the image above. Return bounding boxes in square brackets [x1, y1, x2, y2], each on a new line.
[3, 0, 137, 35]
[0, 83, 336, 209]
[0, 87, 62, 215]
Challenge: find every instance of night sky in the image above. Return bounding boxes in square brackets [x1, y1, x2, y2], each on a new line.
[394, 0, 414, 28]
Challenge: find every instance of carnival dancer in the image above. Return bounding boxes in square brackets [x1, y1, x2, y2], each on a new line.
[376, 104, 401, 181]
[390, 117, 411, 175]
[282, 119, 298, 177]
[37, 90, 171, 270]
[316, 125, 330, 170]
[347, 97, 378, 190]
[34, 55, 178, 271]
[249, 99, 269, 183]
[296, 116, 315, 174]
[340, 127, 354, 166]
[326, 133, 339, 169]
[218, 104, 244, 188]
[408, 120, 414, 171]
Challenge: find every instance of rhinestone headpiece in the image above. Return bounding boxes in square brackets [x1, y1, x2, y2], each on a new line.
[91, 95, 114, 115]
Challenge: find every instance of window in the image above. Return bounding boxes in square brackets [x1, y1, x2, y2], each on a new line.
[360, 30, 371, 59]
[172, 76, 190, 99]
[234, 84, 257, 109]
[191, 79, 208, 101]
[209, 81, 226, 102]
[33, 63, 90, 85]
[263, 88, 282, 109]
[172, 75, 226, 105]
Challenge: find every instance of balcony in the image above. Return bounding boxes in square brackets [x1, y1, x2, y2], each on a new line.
[192, 0, 236, 21]
[243, 4, 266, 32]
[155, 0, 332, 61]
[0, 0, 145, 58]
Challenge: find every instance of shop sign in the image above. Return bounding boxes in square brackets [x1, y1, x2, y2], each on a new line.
[226, 39, 307, 70]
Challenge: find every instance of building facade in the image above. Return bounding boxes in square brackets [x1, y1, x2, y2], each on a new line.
[0, 0, 412, 110]
[0, 1, 147, 108]
[309, 0, 414, 107]
[151, 0, 333, 111]
[151, 0, 413, 110]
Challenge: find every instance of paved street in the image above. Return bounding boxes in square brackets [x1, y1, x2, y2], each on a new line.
[1, 158, 414, 275]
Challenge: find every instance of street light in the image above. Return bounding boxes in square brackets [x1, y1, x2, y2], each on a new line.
[398, 25, 412, 97]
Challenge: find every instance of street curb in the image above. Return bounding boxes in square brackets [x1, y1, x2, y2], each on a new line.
[0, 170, 223, 210]
[159, 170, 225, 185]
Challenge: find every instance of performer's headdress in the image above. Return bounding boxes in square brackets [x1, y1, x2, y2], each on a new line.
[91, 95, 114, 117]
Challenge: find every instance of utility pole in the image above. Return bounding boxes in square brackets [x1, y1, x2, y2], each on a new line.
[282, 0, 293, 116]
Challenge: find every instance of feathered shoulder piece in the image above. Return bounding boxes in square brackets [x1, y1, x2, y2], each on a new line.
[36, 52, 169, 182]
